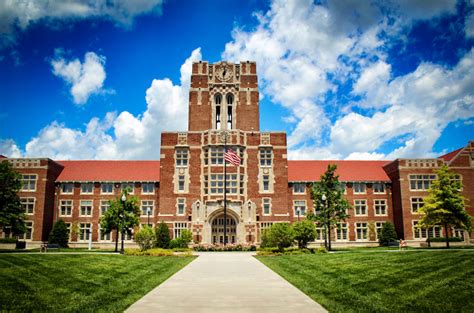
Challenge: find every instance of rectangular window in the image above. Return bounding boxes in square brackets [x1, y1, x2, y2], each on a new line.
[122, 183, 134, 194]
[294, 200, 306, 216]
[80, 183, 94, 194]
[208, 174, 239, 194]
[141, 200, 154, 216]
[79, 223, 92, 241]
[99, 227, 111, 241]
[263, 175, 270, 192]
[409, 174, 436, 191]
[210, 147, 224, 165]
[65, 223, 71, 240]
[411, 197, 424, 213]
[142, 183, 155, 194]
[353, 183, 366, 194]
[176, 148, 189, 167]
[174, 222, 187, 239]
[21, 174, 37, 191]
[262, 198, 271, 215]
[101, 183, 113, 194]
[292, 183, 305, 194]
[336, 223, 348, 241]
[260, 222, 273, 232]
[17, 222, 33, 240]
[413, 221, 440, 239]
[375, 222, 385, 239]
[354, 200, 367, 216]
[373, 183, 385, 194]
[316, 227, 326, 241]
[100, 200, 110, 215]
[80, 200, 93, 216]
[178, 175, 185, 192]
[374, 199, 387, 215]
[259, 148, 272, 166]
[453, 228, 464, 240]
[340, 183, 347, 194]
[355, 222, 368, 240]
[177, 198, 185, 215]
[20, 197, 35, 214]
[60, 200, 73, 216]
[61, 183, 74, 194]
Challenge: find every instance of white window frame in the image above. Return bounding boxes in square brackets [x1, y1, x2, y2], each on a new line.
[99, 226, 111, 242]
[59, 200, 73, 216]
[21, 174, 37, 192]
[262, 198, 272, 216]
[100, 200, 110, 216]
[410, 197, 424, 213]
[374, 199, 387, 216]
[17, 221, 33, 241]
[79, 223, 92, 242]
[101, 183, 114, 194]
[176, 198, 186, 216]
[353, 183, 366, 194]
[354, 199, 367, 216]
[142, 183, 155, 194]
[176, 148, 189, 167]
[335, 222, 348, 241]
[20, 197, 35, 215]
[262, 174, 270, 192]
[355, 222, 368, 241]
[375, 221, 385, 240]
[409, 174, 436, 191]
[141, 200, 154, 217]
[174, 222, 188, 239]
[80, 183, 94, 194]
[292, 183, 305, 194]
[178, 175, 186, 192]
[79, 200, 93, 217]
[315, 227, 326, 241]
[373, 183, 386, 194]
[259, 148, 272, 167]
[293, 200, 307, 216]
[61, 183, 74, 194]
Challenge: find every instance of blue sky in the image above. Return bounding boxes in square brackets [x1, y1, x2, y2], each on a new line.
[0, 0, 473, 160]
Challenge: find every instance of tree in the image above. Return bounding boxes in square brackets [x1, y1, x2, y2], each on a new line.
[134, 226, 154, 251]
[293, 219, 316, 249]
[48, 220, 70, 247]
[308, 164, 350, 251]
[169, 229, 193, 249]
[99, 190, 140, 252]
[266, 223, 294, 252]
[378, 222, 397, 246]
[0, 161, 26, 237]
[155, 221, 171, 248]
[418, 165, 471, 248]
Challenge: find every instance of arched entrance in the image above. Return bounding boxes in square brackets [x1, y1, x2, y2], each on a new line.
[211, 214, 237, 244]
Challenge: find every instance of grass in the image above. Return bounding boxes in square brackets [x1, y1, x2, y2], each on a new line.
[257, 250, 474, 313]
[0, 254, 195, 312]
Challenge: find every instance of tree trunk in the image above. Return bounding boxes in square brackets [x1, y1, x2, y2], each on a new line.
[328, 222, 332, 251]
[445, 224, 450, 248]
[115, 229, 119, 252]
[427, 227, 431, 248]
[324, 224, 328, 249]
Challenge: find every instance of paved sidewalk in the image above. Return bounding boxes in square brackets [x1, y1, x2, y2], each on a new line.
[126, 252, 327, 313]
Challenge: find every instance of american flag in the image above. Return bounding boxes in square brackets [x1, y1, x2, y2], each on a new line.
[224, 148, 241, 166]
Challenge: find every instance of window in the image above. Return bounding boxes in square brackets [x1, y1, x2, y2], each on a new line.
[353, 183, 366, 194]
[209, 147, 224, 165]
[453, 228, 465, 240]
[122, 183, 134, 194]
[259, 148, 272, 166]
[316, 227, 326, 241]
[340, 183, 347, 194]
[260, 222, 273, 232]
[60, 200, 73, 216]
[355, 222, 368, 240]
[100, 200, 109, 215]
[336, 223, 348, 241]
[65, 223, 71, 240]
[374, 199, 387, 215]
[409, 174, 436, 191]
[354, 200, 367, 215]
[215, 94, 222, 129]
[20, 197, 35, 214]
[262, 198, 271, 215]
[101, 183, 113, 194]
[1, 226, 13, 238]
[207, 174, 241, 194]
[293, 183, 305, 194]
[142, 183, 155, 194]
[375, 222, 385, 239]
[294, 200, 306, 216]
[262, 175, 270, 192]
[178, 175, 185, 192]
[61, 183, 74, 194]
[21, 174, 37, 191]
[81, 183, 93, 194]
[413, 221, 442, 239]
[99, 227, 111, 241]
[17, 222, 33, 240]
[411, 197, 424, 213]
[177, 198, 185, 215]
[80, 200, 93, 216]
[452, 174, 463, 190]
[79, 223, 92, 241]
[141, 200, 154, 216]
[227, 94, 234, 129]
[373, 183, 385, 194]
[176, 148, 188, 167]
[174, 222, 187, 239]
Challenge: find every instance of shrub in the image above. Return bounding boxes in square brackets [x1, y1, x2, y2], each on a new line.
[155, 221, 171, 248]
[134, 226, 155, 251]
[428, 237, 463, 242]
[180, 229, 193, 245]
[124, 248, 173, 256]
[293, 220, 317, 249]
[48, 220, 69, 248]
[266, 223, 294, 252]
[378, 222, 398, 246]
[260, 229, 272, 248]
[192, 243, 257, 252]
[169, 239, 183, 249]
[317, 246, 328, 253]
[0, 237, 17, 243]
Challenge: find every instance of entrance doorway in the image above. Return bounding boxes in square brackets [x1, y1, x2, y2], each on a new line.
[211, 214, 237, 244]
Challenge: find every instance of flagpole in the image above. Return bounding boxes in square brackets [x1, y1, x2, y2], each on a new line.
[223, 132, 227, 246]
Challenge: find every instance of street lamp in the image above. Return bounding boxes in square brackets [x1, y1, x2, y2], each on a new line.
[147, 207, 151, 227]
[296, 208, 300, 222]
[321, 194, 328, 250]
[120, 193, 126, 254]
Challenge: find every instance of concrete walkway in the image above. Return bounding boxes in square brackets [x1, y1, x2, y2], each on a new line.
[126, 252, 327, 313]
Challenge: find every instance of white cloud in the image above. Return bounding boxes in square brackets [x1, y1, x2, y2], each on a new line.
[345, 152, 386, 161]
[0, 139, 22, 158]
[466, 12, 474, 39]
[21, 48, 201, 160]
[51, 51, 108, 105]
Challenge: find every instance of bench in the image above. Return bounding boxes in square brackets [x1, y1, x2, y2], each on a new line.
[399, 240, 408, 250]
[40, 242, 61, 252]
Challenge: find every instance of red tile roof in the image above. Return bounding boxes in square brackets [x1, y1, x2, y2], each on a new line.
[439, 148, 462, 162]
[56, 160, 160, 182]
[288, 160, 391, 182]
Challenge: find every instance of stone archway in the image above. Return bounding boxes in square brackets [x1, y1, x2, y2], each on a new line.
[211, 213, 237, 244]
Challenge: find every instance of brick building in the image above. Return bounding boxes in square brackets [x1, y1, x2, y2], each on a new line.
[1, 61, 473, 247]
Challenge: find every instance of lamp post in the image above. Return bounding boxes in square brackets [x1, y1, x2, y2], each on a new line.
[147, 207, 151, 227]
[296, 208, 300, 222]
[321, 194, 327, 250]
[120, 193, 126, 254]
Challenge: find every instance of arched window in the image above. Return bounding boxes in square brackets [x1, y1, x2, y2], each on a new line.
[215, 94, 222, 129]
[226, 93, 234, 129]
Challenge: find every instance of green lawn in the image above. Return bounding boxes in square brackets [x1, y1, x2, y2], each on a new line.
[257, 250, 474, 313]
[0, 254, 195, 312]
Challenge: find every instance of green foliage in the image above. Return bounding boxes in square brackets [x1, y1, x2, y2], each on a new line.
[428, 237, 463, 242]
[134, 226, 155, 251]
[309, 164, 350, 250]
[317, 246, 328, 253]
[48, 220, 70, 248]
[193, 244, 256, 252]
[378, 222, 398, 246]
[418, 165, 471, 248]
[0, 161, 26, 235]
[169, 230, 193, 249]
[124, 248, 174, 256]
[265, 223, 294, 252]
[260, 228, 271, 248]
[155, 221, 171, 248]
[293, 219, 317, 249]
[0, 237, 17, 243]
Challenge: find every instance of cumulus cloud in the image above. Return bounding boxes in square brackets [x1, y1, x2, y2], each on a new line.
[51, 51, 108, 105]
[19, 48, 201, 160]
[466, 11, 474, 39]
[0, 139, 22, 158]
